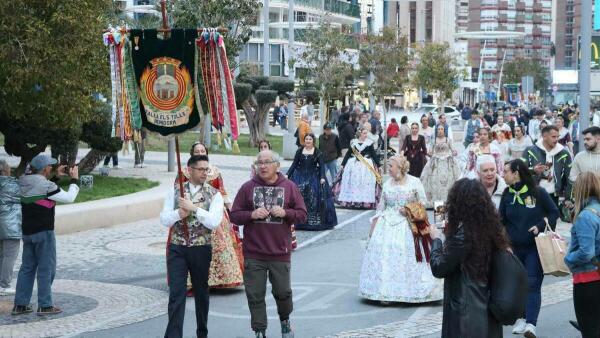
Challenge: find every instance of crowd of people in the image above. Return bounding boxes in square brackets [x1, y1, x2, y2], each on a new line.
[2, 100, 600, 338]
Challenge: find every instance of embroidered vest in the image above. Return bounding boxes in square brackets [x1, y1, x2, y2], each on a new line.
[170, 182, 218, 246]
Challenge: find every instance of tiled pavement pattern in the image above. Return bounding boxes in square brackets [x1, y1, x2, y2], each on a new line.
[0, 280, 167, 338]
[321, 279, 573, 338]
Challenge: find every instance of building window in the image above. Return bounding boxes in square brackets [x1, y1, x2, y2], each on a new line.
[270, 44, 281, 63]
[296, 11, 307, 22]
[270, 65, 281, 76]
[249, 43, 259, 62]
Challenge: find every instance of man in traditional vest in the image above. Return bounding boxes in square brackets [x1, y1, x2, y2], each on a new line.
[160, 155, 224, 338]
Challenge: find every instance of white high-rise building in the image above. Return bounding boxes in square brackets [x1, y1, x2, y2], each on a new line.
[239, 0, 361, 77]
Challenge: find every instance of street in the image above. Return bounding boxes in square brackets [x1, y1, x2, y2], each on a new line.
[0, 204, 581, 338]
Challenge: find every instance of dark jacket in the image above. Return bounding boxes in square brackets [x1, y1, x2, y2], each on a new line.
[499, 183, 559, 246]
[338, 122, 356, 149]
[318, 133, 342, 163]
[430, 227, 503, 338]
[230, 173, 307, 262]
[525, 141, 572, 196]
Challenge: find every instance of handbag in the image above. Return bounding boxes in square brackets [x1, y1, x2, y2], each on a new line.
[489, 249, 528, 325]
[404, 198, 432, 262]
[534, 218, 570, 277]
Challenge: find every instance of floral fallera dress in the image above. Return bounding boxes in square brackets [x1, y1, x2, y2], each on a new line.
[420, 139, 460, 208]
[358, 176, 443, 302]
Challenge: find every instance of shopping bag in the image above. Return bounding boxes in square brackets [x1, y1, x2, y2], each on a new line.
[534, 218, 570, 277]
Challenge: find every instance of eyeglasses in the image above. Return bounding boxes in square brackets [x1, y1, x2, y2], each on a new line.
[189, 166, 209, 173]
[254, 161, 277, 167]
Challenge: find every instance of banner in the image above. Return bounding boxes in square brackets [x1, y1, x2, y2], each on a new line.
[130, 29, 201, 136]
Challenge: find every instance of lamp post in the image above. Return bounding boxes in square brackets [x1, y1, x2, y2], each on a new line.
[580, 0, 592, 145]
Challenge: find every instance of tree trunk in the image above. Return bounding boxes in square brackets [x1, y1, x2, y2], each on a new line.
[243, 101, 267, 148]
[78, 148, 109, 175]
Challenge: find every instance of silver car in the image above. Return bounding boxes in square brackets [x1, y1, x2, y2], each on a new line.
[382, 105, 461, 126]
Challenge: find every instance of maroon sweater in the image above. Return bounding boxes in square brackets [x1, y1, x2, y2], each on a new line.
[230, 173, 307, 262]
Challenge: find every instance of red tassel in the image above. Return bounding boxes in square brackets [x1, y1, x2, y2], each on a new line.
[414, 236, 423, 262]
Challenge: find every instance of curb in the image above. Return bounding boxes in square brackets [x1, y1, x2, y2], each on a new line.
[54, 184, 167, 235]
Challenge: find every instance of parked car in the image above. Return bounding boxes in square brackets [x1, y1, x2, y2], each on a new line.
[383, 105, 461, 127]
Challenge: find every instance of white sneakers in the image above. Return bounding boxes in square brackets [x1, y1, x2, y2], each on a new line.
[523, 324, 537, 338]
[512, 318, 527, 334]
[0, 287, 16, 295]
[512, 319, 536, 338]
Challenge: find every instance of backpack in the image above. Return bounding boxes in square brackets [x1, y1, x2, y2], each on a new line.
[488, 249, 528, 325]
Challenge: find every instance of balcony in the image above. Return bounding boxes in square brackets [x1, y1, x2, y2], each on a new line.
[532, 41, 542, 49]
[499, 1, 508, 10]
[516, 2, 525, 11]
[533, 15, 543, 24]
[270, 0, 360, 19]
[498, 14, 507, 23]
[532, 28, 542, 36]
[533, 2, 543, 12]
[324, 0, 361, 19]
[497, 40, 507, 47]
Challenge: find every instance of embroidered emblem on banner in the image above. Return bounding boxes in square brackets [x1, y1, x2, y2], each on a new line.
[139, 57, 194, 127]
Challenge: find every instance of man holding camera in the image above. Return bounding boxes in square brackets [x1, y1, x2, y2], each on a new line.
[12, 154, 79, 316]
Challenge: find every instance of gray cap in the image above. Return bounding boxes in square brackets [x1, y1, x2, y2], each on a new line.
[30, 154, 57, 171]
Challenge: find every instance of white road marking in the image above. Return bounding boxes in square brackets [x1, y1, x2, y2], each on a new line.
[299, 287, 349, 312]
[296, 210, 373, 250]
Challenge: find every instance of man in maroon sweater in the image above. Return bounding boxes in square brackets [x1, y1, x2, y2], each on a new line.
[230, 150, 307, 338]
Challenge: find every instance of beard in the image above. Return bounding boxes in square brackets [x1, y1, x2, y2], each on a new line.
[585, 142, 598, 151]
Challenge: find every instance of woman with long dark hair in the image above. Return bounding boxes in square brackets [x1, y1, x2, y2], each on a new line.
[430, 178, 510, 338]
[401, 123, 428, 177]
[565, 172, 600, 338]
[500, 159, 559, 337]
[287, 133, 337, 230]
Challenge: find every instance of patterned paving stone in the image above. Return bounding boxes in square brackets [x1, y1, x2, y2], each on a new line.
[0, 280, 167, 338]
[322, 280, 573, 338]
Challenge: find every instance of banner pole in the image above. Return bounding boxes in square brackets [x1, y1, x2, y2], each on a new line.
[175, 136, 189, 244]
[160, 1, 189, 244]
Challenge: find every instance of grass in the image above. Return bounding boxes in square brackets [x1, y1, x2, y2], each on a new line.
[145, 132, 283, 156]
[57, 175, 159, 203]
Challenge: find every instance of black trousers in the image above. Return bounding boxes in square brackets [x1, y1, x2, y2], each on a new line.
[103, 153, 118, 166]
[165, 244, 212, 338]
[574, 280, 600, 338]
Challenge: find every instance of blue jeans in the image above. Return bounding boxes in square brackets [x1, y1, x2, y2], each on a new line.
[324, 160, 338, 182]
[14, 230, 56, 308]
[514, 246, 544, 326]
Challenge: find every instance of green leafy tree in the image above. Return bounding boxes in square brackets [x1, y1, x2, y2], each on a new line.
[503, 57, 550, 95]
[360, 27, 410, 172]
[170, 0, 261, 71]
[301, 20, 354, 121]
[0, 0, 112, 174]
[360, 27, 410, 109]
[412, 42, 461, 111]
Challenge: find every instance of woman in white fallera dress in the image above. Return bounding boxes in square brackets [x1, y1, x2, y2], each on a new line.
[420, 124, 461, 209]
[333, 127, 382, 209]
[507, 125, 533, 161]
[359, 155, 443, 303]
